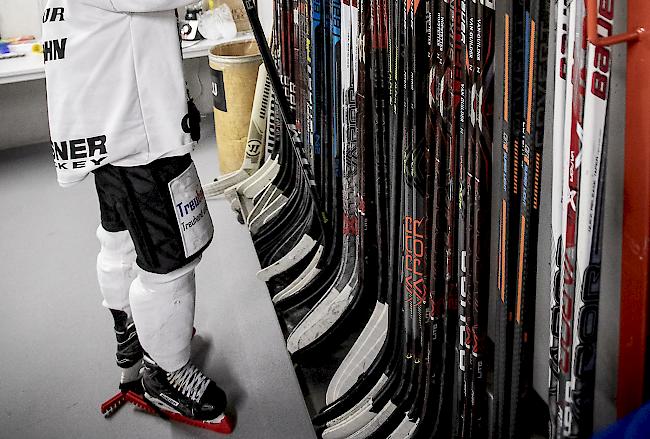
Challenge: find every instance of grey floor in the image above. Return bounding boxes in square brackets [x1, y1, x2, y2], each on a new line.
[0, 121, 317, 439]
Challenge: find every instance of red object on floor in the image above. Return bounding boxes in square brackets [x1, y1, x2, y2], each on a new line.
[124, 391, 234, 434]
[100, 391, 128, 417]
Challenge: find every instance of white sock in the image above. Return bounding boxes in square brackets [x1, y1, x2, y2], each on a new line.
[120, 360, 143, 384]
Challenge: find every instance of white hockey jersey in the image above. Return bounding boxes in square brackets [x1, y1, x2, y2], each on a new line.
[42, 0, 196, 187]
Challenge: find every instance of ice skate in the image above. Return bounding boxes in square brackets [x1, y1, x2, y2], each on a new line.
[132, 354, 233, 434]
[101, 309, 144, 417]
[101, 323, 201, 418]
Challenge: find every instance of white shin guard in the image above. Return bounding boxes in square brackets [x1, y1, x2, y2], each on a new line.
[96, 226, 136, 315]
[129, 261, 199, 373]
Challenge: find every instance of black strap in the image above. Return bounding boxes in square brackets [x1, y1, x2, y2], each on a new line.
[175, 9, 201, 142]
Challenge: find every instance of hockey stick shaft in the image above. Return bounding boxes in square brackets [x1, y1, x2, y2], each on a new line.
[244, 0, 330, 229]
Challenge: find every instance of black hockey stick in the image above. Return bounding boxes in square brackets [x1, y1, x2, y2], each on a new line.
[243, 0, 329, 233]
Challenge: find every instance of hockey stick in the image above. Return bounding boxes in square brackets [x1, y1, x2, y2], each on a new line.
[243, 0, 329, 231]
[317, 0, 405, 433]
[286, 0, 363, 355]
[323, 0, 391, 401]
[555, 0, 587, 435]
[555, 1, 614, 435]
[247, 0, 348, 315]
[203, 64, 271, 198]
[547, 1, 569, 436]
[508, 1, 549, 436]
[339, 1, 422, 436]
[492, 0, 526, 436]
[239, 3, 336, 298]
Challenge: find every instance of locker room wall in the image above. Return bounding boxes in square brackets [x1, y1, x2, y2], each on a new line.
[488, 0, 627, 432]
[0, 0, 44, 39]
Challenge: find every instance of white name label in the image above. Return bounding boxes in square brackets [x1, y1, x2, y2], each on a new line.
[169, 163, 213, 257]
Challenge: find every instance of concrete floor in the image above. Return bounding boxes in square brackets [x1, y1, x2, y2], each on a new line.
[0, 122, 317, 439]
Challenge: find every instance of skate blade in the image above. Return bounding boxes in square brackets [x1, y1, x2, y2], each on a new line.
[124, 391, 234, 434]
[100, 392, 127, 418]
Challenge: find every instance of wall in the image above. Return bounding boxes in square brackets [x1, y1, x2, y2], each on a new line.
[0, 0, 48, 150]
[0, 0, 44, 39]
[0, 80, 49, 149]
[0, 0, 273, 150]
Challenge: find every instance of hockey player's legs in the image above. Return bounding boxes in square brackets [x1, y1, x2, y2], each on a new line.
[94, 154, 214, 275]
[95, 154, 214, 369]
[129, 261, 198, 372]
[94, 154, 229, 425]
[95, 191, 143, 388]
[96, 226, 136, 314]
[129, 262, 228, 423]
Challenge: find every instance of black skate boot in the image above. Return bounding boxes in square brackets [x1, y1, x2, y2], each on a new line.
[142, 354, 227, 419]
[136, 354, 233, 433]
[101, 309, 144, 417]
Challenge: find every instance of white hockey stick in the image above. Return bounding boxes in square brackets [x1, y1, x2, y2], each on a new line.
[322, 375, 389, 438]
[326, 302, 388, 403]
[272, 244, 324, 303]
[204, 64, 271, 198]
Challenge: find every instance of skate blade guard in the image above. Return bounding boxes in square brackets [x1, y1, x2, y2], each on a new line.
[101, 391, 129, 418]
[101, 390, 234, 434]
[126, 391, 234, 434]
[100, 379, 145, 418]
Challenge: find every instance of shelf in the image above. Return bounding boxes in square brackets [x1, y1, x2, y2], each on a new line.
[0, 32, 254, 85]
[181, 31, 254, 59]
[0, 52, 45, 85]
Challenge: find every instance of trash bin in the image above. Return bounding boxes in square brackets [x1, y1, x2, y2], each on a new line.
[209, 40, 262, 174]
